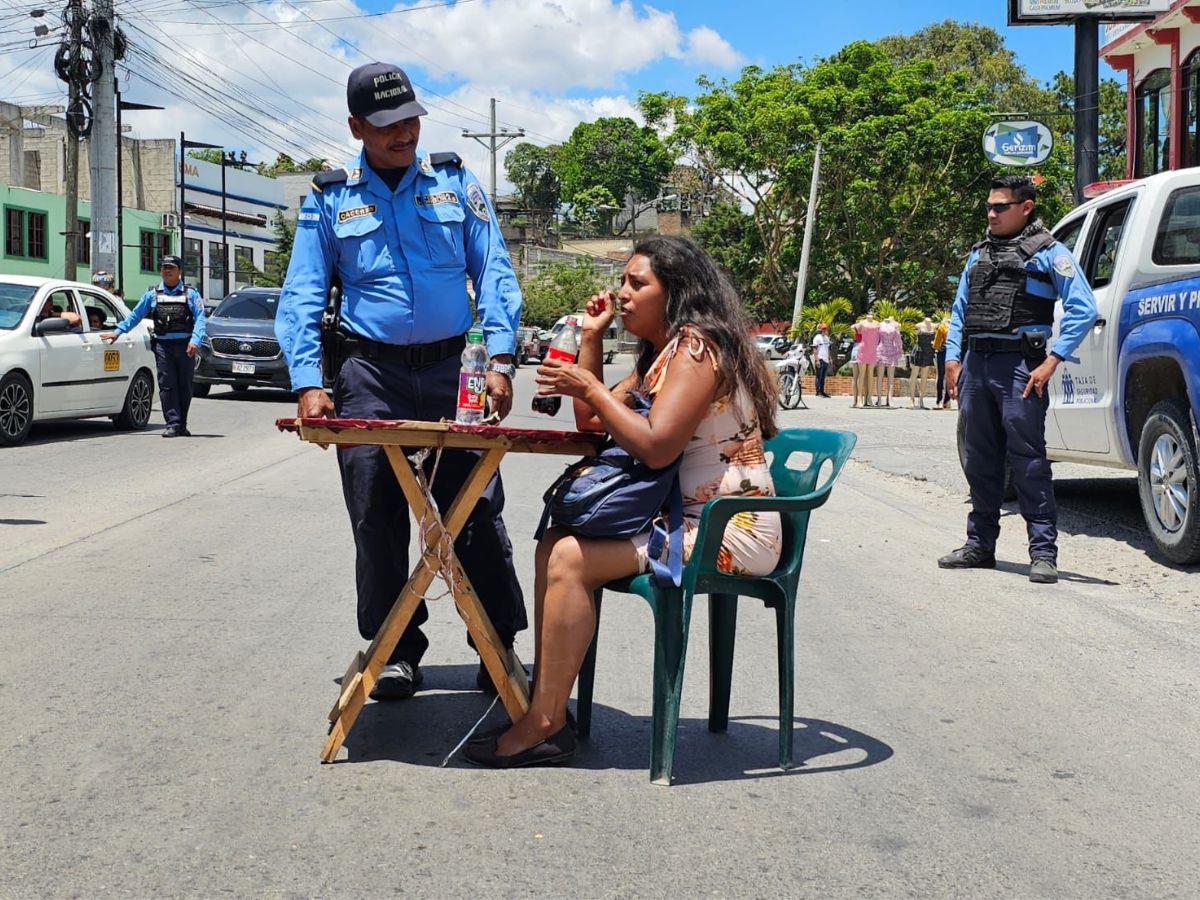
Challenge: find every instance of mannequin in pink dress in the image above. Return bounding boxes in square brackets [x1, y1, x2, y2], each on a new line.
[855, 315, 880, 408]
[877, 317, 903, 406]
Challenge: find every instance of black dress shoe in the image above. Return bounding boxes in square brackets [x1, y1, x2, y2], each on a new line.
[937, 545, 997, 569]
[464, 724, 576, 768]
[370, 661, 423, 701]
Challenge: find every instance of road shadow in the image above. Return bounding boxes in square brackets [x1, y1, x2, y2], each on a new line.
[1004, 475, 1200, 574]
[0, 518, 46, 525]
[335, 665, 894, 785]
[200, 387, 296, 404]
[21, 420, 166, 446]
[992, 559, 1120, 586]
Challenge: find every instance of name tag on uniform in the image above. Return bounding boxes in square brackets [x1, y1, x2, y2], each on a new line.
[416, 191, 459, 207]
[337, 204, 377, 225]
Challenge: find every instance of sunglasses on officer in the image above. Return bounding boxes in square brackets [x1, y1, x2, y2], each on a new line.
[985, 201, 1019, 213]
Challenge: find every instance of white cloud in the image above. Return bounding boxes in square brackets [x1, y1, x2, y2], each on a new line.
[684, 26, 743, 69]
[1, 1, 742, 192]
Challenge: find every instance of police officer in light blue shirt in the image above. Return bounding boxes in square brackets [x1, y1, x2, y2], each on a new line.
[276, 62, 525, 700]
[939, 174, 1097, 584]
[101, 255, 206, 437]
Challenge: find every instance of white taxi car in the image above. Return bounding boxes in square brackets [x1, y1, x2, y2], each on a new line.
[0, 275, 156, 446]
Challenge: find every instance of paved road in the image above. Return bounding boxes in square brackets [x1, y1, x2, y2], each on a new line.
[2, 367, 1197, 897]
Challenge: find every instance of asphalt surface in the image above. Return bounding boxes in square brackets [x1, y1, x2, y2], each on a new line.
[2, 363, 1197, 897]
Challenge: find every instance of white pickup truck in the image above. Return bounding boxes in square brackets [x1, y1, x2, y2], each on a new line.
[1043, 169, 1200, 563]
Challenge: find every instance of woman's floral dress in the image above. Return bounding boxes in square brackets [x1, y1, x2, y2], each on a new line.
[630, 327, 783, 576]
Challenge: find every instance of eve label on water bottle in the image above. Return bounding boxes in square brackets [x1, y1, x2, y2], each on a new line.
[458, 372, 486, 412]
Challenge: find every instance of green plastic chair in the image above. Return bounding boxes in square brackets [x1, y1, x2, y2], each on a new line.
[575, 427, 857, 785]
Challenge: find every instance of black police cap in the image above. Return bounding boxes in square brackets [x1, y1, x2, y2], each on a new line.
[160, 255, 182, 269]
[347, 62, 428, 127]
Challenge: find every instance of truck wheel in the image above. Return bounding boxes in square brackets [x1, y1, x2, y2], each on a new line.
[956, 413, 1017, 502]
[114, 369, 155, 430]
[0, 372, 34, 446]
[1137, 399, 1200, 565]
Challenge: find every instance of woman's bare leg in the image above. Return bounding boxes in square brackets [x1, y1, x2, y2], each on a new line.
[497, 533, 639, 756]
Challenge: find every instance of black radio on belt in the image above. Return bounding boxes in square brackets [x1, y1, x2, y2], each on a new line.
[320, 275, 346, 388]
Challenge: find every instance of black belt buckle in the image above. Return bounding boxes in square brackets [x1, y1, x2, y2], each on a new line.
[1020, 331, 1047, 360]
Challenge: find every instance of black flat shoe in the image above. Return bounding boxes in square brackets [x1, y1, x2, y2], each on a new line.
[468, 708, 579, 746]
[464, 725, 576, 768]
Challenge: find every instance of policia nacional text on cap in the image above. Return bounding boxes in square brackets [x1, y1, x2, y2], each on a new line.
[275, 63, 527, 701]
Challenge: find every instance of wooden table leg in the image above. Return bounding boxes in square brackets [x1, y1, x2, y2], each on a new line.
[322, 442, 525, 762]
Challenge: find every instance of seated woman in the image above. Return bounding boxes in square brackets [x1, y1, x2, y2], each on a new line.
[467, 235, 781, 769]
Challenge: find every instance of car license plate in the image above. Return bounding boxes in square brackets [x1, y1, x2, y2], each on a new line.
[103, 349, 120, 371]
[232, 361, 255, 375]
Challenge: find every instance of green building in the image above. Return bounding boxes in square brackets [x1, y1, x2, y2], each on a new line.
[1, 183, 176, 294]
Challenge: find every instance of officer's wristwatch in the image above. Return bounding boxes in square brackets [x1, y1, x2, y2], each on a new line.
[486, 361, 516, 380]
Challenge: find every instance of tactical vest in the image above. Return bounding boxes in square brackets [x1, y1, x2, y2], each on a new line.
[963, 229, 1057, 338]
[152, 288, 195, 338]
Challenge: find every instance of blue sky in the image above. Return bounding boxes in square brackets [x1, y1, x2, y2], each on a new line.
[629, 0, 1081, 95]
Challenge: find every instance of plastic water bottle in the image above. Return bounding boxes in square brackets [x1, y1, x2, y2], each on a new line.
[532, 317, 579, 416]
[456, 326, 488, 424]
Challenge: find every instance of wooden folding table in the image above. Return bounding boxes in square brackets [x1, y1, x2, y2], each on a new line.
[276, 416, 602, 762]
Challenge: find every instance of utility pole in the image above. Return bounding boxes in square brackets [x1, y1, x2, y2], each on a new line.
[1073, 18, 1100, 203]
[115, 85, 163, 292]
[88, 0, 117, 276]
[62, 0, 84, 279]
[791, 141, 822, 328]
[462, 98, 524, 204]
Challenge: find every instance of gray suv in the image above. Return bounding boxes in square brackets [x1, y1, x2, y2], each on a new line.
[193, 288, 289, 396]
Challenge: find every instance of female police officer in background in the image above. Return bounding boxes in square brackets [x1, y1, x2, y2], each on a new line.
[275, 63, 525, 701]
[940, 174, 1097, 585]
[101, 254, 205, 438]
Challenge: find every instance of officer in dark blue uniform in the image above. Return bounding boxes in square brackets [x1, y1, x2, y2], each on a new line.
[102, 255, 206, 437]
[940, 175, 1097, 584]
[276, 63, 525, 699]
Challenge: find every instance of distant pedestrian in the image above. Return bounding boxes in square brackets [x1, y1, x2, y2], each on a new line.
[811, 323, 832, 398]
[939, 175, 1097, 584]
[101, 255, 205, 437]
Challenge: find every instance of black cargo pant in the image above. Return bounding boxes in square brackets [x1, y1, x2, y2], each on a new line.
[334, 352, 526, 666]
[153, 338, 194, 429]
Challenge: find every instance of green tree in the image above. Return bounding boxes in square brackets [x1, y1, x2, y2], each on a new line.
[187, 148, 224, 165]
[1050, 72, 1128, 182]
[553, 117, 672, 213]
[256, 154, 328, 177]
[566, 185, 619, 238]
[647, 35, 1076, 324]
[518, 258, 606, 328]
[690, 200, 767, 312]
[260, 212, 294, 287]
[504, 142, 561, 210]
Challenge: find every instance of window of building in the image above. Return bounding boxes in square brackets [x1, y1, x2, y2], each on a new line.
[77, 218, 91, 266]
[139, 230, 171, 272]
[183, 237, 203, 293]
[234, 246, 254, 283]
[264, 250, 278, 273]
[1184, 50, 1200, 170]
[1136, 69, 1171, 177]
[21, 150, 41, 189]
[1153, 186, 1200, 266]
[208, 241, 227, 282]
[4, 207, 49, 260]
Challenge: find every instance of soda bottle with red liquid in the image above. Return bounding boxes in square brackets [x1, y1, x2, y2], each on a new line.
[532, 316, 579, 415]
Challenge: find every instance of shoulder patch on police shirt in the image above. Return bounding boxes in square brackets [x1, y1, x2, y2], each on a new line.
[1053, 254, 1076, 278]
[337, 204, 377, 225]
[311, 168, 348, 193]
[466, 182, 490, 222]
[416, 190, 460, 207]
[297, 209, 322, 229]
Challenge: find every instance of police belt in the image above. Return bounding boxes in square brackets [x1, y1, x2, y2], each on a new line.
[967, 332, 1048, 356]
[341, 332, 466, 366]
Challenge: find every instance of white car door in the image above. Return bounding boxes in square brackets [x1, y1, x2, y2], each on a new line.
[78, 289, 134, 411]
[34, 288, 101, 413]
[1050, 197, 1133, 455]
